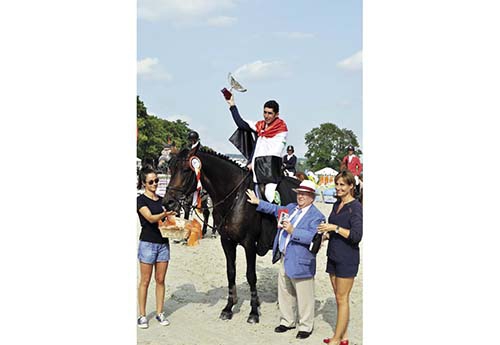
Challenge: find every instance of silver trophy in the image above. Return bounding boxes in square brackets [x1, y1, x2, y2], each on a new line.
[221, 73, 247, 100]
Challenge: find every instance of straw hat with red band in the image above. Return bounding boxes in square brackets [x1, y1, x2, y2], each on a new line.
[292, 180, 318, 195]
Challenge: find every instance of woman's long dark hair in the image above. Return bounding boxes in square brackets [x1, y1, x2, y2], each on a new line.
[137, 167, 156, 190]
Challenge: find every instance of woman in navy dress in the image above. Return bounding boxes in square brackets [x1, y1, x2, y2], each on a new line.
[318, 170, 363, 345]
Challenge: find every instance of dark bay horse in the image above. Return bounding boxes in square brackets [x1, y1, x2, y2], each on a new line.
[163, 143, 298, 323]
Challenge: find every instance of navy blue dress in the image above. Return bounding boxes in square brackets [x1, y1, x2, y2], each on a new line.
[326, 199, 363, 277]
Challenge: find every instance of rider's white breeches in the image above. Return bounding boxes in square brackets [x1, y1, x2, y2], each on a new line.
[264, 183, 277, 202]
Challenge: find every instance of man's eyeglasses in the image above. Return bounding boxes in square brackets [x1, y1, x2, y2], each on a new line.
[147, 178, 160, 185]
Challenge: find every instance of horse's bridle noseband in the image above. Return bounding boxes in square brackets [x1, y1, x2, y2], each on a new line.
[164, 186, 196, 209]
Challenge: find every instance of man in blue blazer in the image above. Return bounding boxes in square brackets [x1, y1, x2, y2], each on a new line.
[246, 180, 325, 339]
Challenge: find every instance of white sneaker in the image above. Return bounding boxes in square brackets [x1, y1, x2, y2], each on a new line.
[137, 315, 148, 329]
[155, 312, 170, 326]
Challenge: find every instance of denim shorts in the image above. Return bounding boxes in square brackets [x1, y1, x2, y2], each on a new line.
[138, 240, 170, 264]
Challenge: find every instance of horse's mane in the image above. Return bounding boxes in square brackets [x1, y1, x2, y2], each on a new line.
[171, 147, 248, 172]
[199, 147, 248, 172]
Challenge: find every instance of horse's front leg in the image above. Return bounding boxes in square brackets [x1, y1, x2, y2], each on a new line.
[182, 203, 191, 220]
[244, 243, 260, 324]
[220, 237, 238, 320]
[202, 208, 209, 236]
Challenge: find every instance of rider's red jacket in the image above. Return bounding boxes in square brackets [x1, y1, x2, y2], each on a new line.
[342, 155, 363, 176]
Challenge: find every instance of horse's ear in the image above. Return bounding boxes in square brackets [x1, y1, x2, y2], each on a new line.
[188, 141, 200, 157]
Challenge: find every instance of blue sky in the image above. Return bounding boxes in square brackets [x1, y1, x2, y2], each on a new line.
[138, 0, 362, 157]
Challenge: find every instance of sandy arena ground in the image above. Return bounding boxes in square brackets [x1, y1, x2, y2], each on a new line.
[137, 202, 362, 345]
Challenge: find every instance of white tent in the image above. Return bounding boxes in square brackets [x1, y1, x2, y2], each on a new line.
[315, 167, 338, 176]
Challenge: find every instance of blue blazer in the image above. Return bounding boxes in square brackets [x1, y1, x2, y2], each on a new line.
[256, 201, 325, 279]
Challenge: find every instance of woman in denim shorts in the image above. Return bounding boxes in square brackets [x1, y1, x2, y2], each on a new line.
[136, 167, 176, 329]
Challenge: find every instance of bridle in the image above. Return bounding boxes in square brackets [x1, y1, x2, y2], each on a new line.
[164, 156, 197, 209]
[164, 186, 196, 209]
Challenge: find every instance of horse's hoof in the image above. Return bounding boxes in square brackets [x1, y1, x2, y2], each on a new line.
[220, 310, 233, 320]
[247, 314, 259, 324]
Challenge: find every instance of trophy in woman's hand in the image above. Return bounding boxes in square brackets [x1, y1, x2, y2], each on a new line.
[221, 73, 247, 100]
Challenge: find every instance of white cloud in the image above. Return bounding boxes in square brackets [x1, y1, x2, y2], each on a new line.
[337, 51, 362, 71]
[138, 0, 237, 25]
[273, 31, 315, 39]
[206, 16, 237, 27]
[137, 57, 172, 81]
[233, 60, 291, 81]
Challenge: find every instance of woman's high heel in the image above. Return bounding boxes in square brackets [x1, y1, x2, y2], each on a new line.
[323, 339, 348, 345]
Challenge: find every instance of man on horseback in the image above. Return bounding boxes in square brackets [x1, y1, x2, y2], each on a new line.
[341, 145, 362, 199]
[187, 130, 200, 149]
[283, 145, 297, 176]
[225, 95, 288, 203]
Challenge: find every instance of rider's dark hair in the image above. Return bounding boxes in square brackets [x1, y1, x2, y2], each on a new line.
[263, 100, 279, 114]
[334, 170, 356, 197]
[137, 167, 156, 190]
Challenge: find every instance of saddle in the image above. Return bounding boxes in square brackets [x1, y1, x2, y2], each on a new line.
[255, 176, 301, 256]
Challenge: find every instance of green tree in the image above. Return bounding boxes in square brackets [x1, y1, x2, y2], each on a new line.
[137, 96, 192, 161]
[137, 96, 148, 119]
[304, 123, 361, 171]
[163, 119, 191, 149]
[296, 158, 309, 174]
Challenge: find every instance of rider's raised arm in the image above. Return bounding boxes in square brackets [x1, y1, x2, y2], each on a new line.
[229, 105, 256, 132]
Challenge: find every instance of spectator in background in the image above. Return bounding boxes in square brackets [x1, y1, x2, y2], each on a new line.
[294, 171, 307, 181]
[283, 145, 297, 176]
[157, 143, 175, 174]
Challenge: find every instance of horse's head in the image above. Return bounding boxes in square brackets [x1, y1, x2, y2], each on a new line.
[162, 144, 199, 212]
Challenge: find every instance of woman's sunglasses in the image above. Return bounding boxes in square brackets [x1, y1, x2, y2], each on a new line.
[147, 178, 160, 185]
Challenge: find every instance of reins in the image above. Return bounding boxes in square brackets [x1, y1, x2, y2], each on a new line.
[191, 171, 251, 231]
[201, 171, 251, 210]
